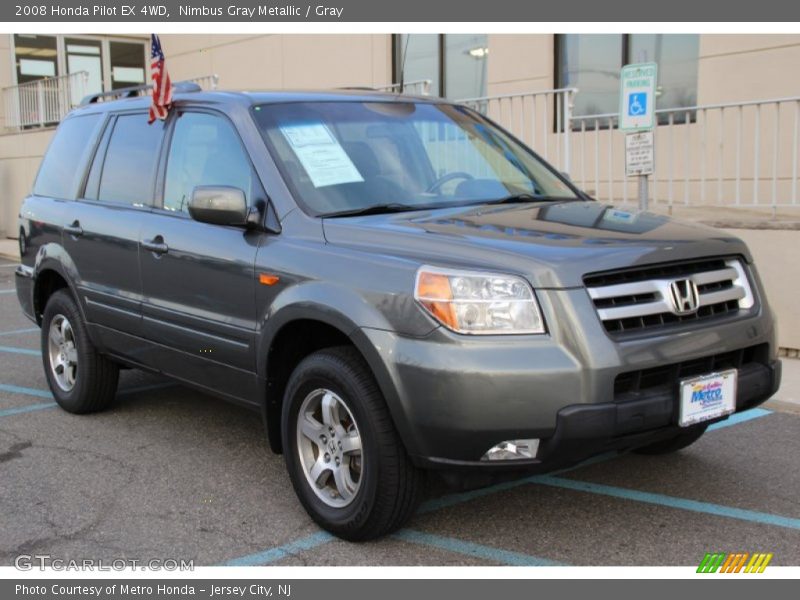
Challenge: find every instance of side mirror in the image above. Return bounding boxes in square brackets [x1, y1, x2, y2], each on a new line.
[560, 171, 572, 182]
[188, 186, 248, 227]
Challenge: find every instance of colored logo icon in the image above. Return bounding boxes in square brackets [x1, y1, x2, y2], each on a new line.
[628, 93, 647, 117]
[697, 552, 773, 573]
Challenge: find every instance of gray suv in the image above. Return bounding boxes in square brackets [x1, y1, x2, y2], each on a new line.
[15, 84, 781, 540]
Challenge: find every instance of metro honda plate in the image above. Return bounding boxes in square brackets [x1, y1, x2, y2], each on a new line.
[679, 369, 738, 427]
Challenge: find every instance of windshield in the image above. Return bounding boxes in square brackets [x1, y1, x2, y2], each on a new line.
[253, 101, 579, 216]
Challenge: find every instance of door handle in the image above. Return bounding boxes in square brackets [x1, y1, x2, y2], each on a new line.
[142, 236, 169, 255]
[63, 221, 83, 237]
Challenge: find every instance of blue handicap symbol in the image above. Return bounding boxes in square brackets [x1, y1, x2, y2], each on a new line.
[628, 93, 647, 117]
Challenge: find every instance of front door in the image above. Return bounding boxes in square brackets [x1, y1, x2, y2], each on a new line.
[138, 110, 262, 402]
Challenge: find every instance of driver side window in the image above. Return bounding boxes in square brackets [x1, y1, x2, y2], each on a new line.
[163, 112, 252, 213]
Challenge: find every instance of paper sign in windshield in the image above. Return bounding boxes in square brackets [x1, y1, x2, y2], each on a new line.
[280, 123, 363, 188]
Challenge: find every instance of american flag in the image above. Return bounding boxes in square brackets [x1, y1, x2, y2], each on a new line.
[148, 34, 172, 124]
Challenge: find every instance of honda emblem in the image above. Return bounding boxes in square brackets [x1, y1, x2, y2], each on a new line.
[669, 279, 700, 315]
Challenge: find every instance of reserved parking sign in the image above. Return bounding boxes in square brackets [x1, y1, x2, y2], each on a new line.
[619, 63, 658, 131]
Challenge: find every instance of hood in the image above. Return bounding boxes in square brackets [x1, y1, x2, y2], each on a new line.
[321, 201, 751, 288]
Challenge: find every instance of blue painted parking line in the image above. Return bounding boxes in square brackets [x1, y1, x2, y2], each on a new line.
[0, 402, 58, 418]
[393, 529, 565, 566]
[0, 383, 53, 398]
[224, 528, 566, 567]
[0, 345, 40, 356]
[0, 381, 179, 419]
[0, 327, 38, 337]
[0, 289, 17, 294]
[708, 407, 772, 431]
[225, 531, 334, 566]
[532, 475, 800, 530]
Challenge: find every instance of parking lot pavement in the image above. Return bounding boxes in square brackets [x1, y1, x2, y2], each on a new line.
[1, 256, 799, 567]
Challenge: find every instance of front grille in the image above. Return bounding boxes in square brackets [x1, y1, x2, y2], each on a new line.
[614, 343, 768, 398]
[584, 257, 755, 335]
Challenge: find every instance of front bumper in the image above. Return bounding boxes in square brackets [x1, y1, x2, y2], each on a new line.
[423, 358, 780, 475]
[361, 286, 780, 474]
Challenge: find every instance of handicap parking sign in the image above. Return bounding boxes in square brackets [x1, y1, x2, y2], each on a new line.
[619, 63, 657, 131]
[628, 93, 647, 117]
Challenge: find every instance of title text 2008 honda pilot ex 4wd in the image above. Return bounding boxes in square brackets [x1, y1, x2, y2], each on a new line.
[15, 85, 781, 540]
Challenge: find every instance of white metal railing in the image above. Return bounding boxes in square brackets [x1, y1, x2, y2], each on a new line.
[3, 73, 220, 131]
[377, 79, 432, 96]
[458, 88, 578, 175]
[570, 97, 800, 212]
[3, 71, 89, 131]
[187, 74, 219, 91]
[458, 87, 799, 212]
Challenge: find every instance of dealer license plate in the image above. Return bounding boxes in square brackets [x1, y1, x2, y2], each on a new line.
[678, 369, 737, 427]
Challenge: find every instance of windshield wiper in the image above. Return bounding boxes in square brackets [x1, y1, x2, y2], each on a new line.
[322, 203, 430, 218]
[477, 193, 580, 206]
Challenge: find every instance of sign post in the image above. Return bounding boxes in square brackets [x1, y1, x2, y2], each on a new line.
[619, 62, 658, 210]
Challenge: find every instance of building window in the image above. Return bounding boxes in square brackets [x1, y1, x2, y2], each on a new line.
[557, 34, 699, 121]
[110, 41, 147, 89]
[394, 34, 488, 100]
[444, 34, 489, 100]
[629, 34, 699, 114]
[12, 34, 146, 95]
[66, 38, 103, 96]
[13, 35, 58, 83]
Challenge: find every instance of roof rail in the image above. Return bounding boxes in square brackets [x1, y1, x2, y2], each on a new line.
[80, 81, 202, 106]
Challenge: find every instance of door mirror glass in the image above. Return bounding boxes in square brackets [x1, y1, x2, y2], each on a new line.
[188, 186, 248, 226]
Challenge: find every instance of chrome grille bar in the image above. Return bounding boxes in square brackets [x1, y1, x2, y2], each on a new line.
[586, 259, 755, 333]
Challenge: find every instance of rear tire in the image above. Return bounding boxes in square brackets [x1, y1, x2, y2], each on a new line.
[633, 424, 708, 455]
[41, 289, 119, 414]
[282, 346, 422, 541]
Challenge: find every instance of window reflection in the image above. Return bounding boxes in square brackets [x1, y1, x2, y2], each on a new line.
[395, 34, 440, 96]
[394, 34, 489, 100]
[13, 35, 58, 84]
[558, 34, 700, 123]
[559, 34, 623, 117]
[444, 34, 488, 100]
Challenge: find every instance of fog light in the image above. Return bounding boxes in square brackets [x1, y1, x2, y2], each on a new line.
[481, 439, 539, 461]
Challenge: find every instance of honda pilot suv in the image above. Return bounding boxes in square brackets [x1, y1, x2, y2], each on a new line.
[15, 84, 781, 540]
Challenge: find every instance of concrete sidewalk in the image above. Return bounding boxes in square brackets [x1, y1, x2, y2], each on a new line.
[767, 358, 800, 414]
[0, 239, 18, 261]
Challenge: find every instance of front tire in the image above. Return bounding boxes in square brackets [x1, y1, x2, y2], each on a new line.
[282, 346, 422, 541]
[633, 424, 708, 455]
[41, 289, 119, 414]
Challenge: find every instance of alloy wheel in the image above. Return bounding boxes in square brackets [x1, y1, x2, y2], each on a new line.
[296, 388, 363, 508]
[47, 314, 78, 392]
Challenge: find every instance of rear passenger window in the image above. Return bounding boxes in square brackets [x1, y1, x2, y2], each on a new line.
[163, 112, 252, 213]
[33, 114, 102, 200]
[97, 114, 164, 205]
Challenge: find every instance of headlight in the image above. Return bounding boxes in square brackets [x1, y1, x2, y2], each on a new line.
[414, 266, 546, 335]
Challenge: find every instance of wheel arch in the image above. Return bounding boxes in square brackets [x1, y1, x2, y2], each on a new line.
[258, 305, 408, 456]
[32, 254, 84, 326]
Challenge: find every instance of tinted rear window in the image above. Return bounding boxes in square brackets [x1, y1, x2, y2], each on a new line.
[97, 114, 164, 205]
[33, 114, 102, 199]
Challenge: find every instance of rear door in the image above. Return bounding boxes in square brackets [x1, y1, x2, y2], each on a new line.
[137, 109, 263, 401]
[64, 112, 165, 342]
